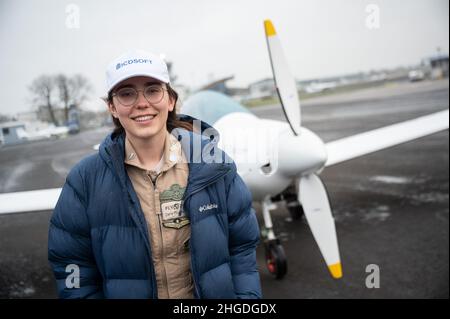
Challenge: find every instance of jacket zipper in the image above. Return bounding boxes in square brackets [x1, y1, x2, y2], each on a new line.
[151, 172, 171, 299]
[128, 192, 158, 299]
[122, 146, 232, 299]
[183, 169, 232, 299]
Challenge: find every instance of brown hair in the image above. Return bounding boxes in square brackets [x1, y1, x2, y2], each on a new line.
[107, 84, 193, 137]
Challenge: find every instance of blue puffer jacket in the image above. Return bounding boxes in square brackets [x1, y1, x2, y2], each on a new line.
[48, 116, 262, 299]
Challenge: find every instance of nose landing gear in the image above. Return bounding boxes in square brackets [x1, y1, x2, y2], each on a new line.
[261, 197, 288, 279]
[264, 239, 287, 279]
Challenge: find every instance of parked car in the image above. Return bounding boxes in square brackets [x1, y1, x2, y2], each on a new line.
[408, 70, 425, 82]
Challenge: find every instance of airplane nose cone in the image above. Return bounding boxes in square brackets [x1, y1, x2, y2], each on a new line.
[276, 128, 327, 177]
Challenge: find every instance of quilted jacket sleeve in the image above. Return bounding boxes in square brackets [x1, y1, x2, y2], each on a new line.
[48, 165, 104, 299]
[226, 170, 262, 299]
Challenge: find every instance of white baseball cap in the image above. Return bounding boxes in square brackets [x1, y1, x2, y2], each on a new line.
[105, 49, 170, 94]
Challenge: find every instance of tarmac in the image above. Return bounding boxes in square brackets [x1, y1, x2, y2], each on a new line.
[0, 79, 448, 298]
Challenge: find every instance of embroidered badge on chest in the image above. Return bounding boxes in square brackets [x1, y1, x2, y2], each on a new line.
[160, 184, 189, 229]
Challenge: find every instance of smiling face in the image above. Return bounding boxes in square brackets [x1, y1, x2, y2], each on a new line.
[108, 76, 175, 143]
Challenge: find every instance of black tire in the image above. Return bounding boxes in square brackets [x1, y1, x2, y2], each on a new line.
[287, 201, 304, 220]
[265, 241, 287, 279]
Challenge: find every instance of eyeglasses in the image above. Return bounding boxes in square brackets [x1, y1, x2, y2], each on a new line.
[112, 85, 167, 106]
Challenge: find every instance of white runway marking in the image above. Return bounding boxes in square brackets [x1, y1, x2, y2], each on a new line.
[370, 176, 412, 184]
[2, 162, 34, 192]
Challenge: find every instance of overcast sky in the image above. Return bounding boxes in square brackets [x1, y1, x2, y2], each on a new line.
[0, 0, 448, 116]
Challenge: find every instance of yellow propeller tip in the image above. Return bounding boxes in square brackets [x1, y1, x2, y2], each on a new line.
[264, 20, 276, 37]
[328, 263, 343, 279]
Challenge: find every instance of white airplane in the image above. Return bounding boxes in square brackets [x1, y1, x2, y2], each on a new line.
[17, 124, 71, 141]
[0, 20, 448, 281]
[304, 81, 338, 94]
[0, 123, 70, 145]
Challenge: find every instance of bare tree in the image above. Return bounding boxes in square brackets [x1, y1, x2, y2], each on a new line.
[55, 74, 93, 123]
[70, 74, 93, 106]
[30, 74, 93, 125]
[29, 75, 58, 125]
[56, 74, 70, 122]
[0, 113, 11, 123]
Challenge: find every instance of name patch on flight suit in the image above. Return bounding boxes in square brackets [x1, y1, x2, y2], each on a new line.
[160, 184, 190, 229]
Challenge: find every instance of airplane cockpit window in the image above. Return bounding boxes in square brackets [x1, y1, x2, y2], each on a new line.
[181, 90, 251, 126]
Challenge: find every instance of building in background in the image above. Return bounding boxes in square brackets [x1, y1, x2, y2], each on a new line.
[198, 76, 235, 95]
[425, 54, 449, 79]
[247, 78, 276, 99]
[0, 122, 27, 146]
[16, 111, 50, 134]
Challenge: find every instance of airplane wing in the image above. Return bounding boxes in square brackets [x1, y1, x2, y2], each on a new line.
[0, 188, 61, 215]
[1, 110, 448, 214]
[325, 109, 449, 167]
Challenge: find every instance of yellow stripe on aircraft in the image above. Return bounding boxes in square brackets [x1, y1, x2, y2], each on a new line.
[264, 19, 276, 37]
[328, 262, 343, 279]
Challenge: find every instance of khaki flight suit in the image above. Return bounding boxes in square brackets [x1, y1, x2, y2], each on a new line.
[124, 131, 194, 299]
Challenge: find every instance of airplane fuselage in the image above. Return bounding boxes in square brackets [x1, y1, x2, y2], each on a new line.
[213, 112, 328, 201]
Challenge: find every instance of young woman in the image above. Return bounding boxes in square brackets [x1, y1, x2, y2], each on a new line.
[48, 50, 262, 299]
